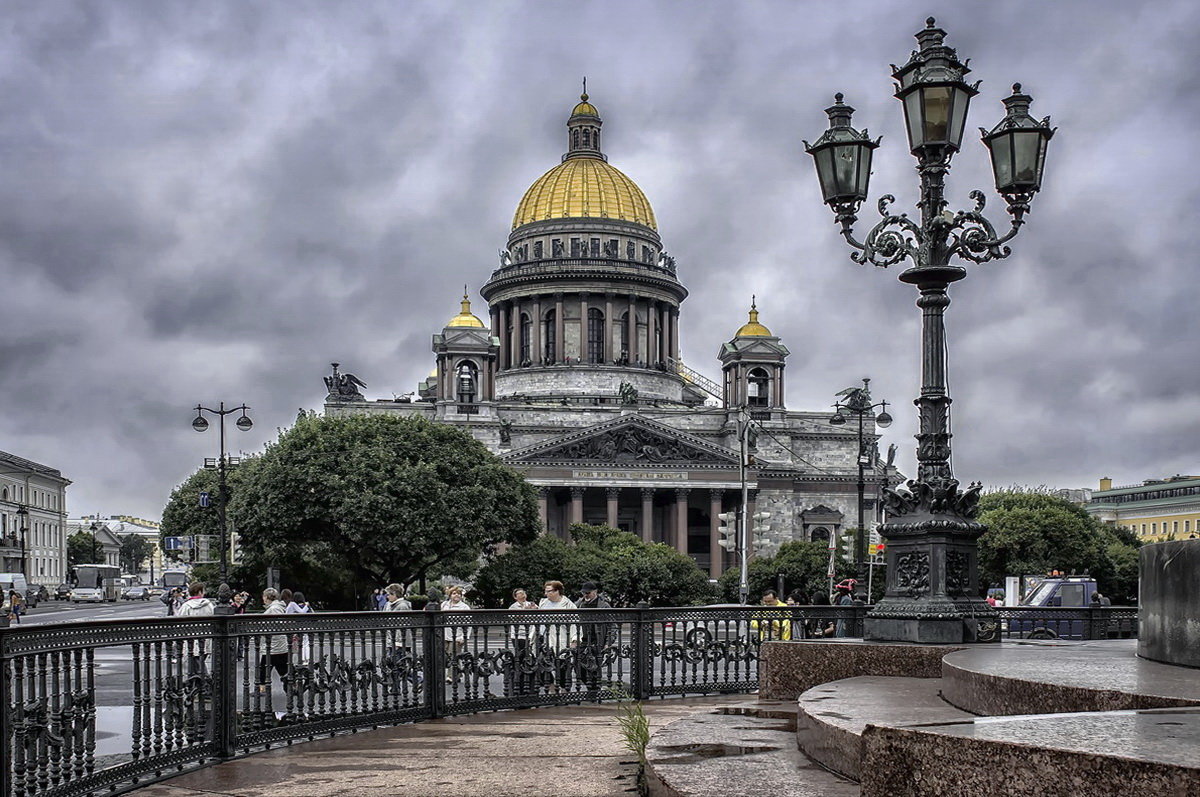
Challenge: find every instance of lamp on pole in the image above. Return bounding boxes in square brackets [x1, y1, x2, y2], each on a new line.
[829, 378, 891, 602]
[15, 505, 28, 579]
[191, 402, 253, 587]
[805, 18, 1054, 643]
[89, 517, 100, 564]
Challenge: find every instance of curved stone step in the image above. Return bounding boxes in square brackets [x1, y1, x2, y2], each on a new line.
[796, 676, 973, 781]
[941, 639, 1200, 716]
[645, 710, 859, 797]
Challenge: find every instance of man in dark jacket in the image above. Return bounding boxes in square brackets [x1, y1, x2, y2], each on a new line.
[576, 582, 614, 692]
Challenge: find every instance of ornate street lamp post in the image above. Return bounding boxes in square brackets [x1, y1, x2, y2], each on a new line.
[192, 402, 253, 588]
[805, 19, 1054, 643]
[15, 505, 28, 579]
[830, 378, 891, 601]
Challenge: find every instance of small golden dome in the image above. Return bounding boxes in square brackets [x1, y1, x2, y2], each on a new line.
[572, 92, 599, 118]
[736, 297, 772, 337]
[447, 288, 485, 328]
[513, 157, 656, 231]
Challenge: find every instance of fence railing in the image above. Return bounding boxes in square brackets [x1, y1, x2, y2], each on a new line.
[0, 604, 1135, 797]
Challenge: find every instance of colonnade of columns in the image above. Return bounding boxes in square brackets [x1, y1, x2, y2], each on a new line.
[535, 484, 756, 577]
[490, 293, 680, 370]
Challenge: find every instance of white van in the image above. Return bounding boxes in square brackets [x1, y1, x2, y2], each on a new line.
[0, 573, 30, 606]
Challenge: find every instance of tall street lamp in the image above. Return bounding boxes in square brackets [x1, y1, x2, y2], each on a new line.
[805, 19, 1054, 643]
[192, 402, 253, 587]
[15, 505, 28, 579]
[829, 378, 891, 601]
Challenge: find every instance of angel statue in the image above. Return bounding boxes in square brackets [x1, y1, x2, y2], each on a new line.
[324, 362, 367, 402]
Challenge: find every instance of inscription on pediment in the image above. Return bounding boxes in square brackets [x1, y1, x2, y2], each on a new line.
[523, 426, 733, 465]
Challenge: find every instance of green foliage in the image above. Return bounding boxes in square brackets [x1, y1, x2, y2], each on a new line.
[717, 541, 855, 603]
[118, 534, 153, 574]
[614, 692, 650, 765]
[67, 532, 98, 568]
[472, 524, 716, 607]
[226, 413, 539, 609]
[160, 467, 247, 564]
[977, 490, 1141, 603]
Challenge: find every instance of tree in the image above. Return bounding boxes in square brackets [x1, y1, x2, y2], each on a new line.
[67, 532, 97, 569]
[977, 490, 1140, 602]
[161, 466, 247, 565]
[472, 524, 716, 607]
[226, 413, 539, 608]
[118, 534, 153, 575]
[717, 541, 855, 603]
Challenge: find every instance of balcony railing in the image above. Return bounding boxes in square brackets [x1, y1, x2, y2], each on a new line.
[0, 604, 1135, 796]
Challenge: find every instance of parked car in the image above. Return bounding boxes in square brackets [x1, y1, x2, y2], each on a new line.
[26, 584, 49, 605]
[54, 583, 73, 600]
[122, 585, 150, 601]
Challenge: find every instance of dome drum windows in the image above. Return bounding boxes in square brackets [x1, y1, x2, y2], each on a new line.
[519, 314, 532, 367]
[543, 309, 557, 364]
[587, 308, 605, 364]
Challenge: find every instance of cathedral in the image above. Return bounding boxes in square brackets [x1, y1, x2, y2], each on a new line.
[325, 91, 898, 576]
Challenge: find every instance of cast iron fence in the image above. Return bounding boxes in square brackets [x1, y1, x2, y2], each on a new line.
[0, 604, 1135, 797]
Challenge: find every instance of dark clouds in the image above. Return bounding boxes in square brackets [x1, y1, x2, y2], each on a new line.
[0, 0, 1194, 518]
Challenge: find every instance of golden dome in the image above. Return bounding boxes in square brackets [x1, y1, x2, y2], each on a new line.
[447, 289, 485, 328]
[572, 92, 599, 118]
[736, 297, 772, 337]
[512, 157, 656, 231]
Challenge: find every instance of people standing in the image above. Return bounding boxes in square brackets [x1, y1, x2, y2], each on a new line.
[507, 588, 538, 695]
[257, 588, 290, 695]
[383, 584, 411, 612]
[576, 582, 614, 692]
[288, 591, 314, 663]
[7, 590, 23, 624]
[833, 579, 856, 638]
[375, 589, 389, 611]
[538, 581, 578, 692]
[176, 582, 214, 616]
[753, 589, 791, 641]
[441, 586, 472, 685]
[809, 587, 831, 637]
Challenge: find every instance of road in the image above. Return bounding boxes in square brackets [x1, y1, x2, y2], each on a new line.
[11, 595, 164, 626]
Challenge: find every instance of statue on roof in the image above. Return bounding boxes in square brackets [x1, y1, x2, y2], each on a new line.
[325, 362, 366, 402]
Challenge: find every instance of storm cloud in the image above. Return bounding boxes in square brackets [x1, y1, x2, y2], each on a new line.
[0, 0, 1194, 518]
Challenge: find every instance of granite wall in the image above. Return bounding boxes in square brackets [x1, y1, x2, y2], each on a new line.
[1139, 539, 1200, 668]
[759, 641, 961, 700]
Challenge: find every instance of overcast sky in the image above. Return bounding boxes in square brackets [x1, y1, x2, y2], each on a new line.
[1, 1, 1195, 519]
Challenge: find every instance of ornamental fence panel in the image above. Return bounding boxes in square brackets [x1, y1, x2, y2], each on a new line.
[0, 604, 1134, 797]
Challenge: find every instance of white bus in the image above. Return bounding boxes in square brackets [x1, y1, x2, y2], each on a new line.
[71, 564, 121, 603]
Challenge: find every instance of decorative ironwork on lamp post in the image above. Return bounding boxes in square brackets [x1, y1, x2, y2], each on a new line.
[15, 504, 28, 579]
[830, 378, 891, 601]
[191, 402, 253, 589]
[805, 18, 1054, 643]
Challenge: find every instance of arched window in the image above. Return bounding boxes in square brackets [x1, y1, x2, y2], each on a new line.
[543, 309, 556, 363]
[810, 527, 830, 544]
[747, 367, 771, 407]
[456, 362, 478, 404]
[618, 311, 630, 363]
[582, 129, 591, 147]
[594, 130, 600, 149]
[587, 308, 605, 364]
[573, 130, 580, 148]
[519, 313, 532, 366]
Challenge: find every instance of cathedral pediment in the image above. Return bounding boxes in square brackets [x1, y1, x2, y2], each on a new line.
[504, 414, 739, 467]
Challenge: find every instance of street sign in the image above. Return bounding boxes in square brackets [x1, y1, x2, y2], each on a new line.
[163, 536, 194, 551]
[199, 491, 210, 508]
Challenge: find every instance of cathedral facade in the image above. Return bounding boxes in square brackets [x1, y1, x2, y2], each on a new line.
[325, 93, 898, 576]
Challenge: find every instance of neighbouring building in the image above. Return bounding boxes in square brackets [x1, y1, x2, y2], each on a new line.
[325, 92, 901, 575]
[65, 516, 123, 570]
[0, 450, 71, 588]
[1086, 475, 1200, 541]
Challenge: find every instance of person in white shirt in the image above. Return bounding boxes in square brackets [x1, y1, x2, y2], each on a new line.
[440, 586, 472, 684]
[507, 588, 538, 695]
[537, 580, 578, 691]
[175, 582, 214, 617]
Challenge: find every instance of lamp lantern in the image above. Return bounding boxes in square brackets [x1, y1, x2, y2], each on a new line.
[892, 18, 978, 154]
[981, 83, 1055, 196]
[804, 94, 880, 208]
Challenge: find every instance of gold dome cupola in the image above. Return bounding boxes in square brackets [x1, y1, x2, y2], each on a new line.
[446, 287, 485, 328]
[736, 296, 773, 337]
[566, 79, 604, 162]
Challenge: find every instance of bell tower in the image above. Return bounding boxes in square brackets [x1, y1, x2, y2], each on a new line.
[432, 289, 499, 416]
[719, 298, 789, 410]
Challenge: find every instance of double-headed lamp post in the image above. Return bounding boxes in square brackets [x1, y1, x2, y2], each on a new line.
[15, 505, 28, 579]
[804, 19, 1054, 643]
[191, 402, 253, 587]
[830, 378, 891, 601]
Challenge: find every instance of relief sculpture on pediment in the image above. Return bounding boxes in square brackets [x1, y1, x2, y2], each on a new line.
[529, 426, 729, 465]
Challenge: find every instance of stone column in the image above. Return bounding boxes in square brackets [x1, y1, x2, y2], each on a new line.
[498, 303, 509, 370]
[709, 490, 724, 578]
[777, 366, 785, 408]
[537, 488, 549, 533]
[555, 293, 565, 363]
[604, 293, 614, 364]
[510, 301, 522, 367]
[641, 488, 654, 543]
[569, 487, 585, 526]
[643, 298, 653, 366]
[675, 488, 690, 556]
[579, 292, 589, 363]
[606, 487, 620, 529]
[532, 294, 542, 366]
[669, 307, 679, 362]
[627, 294, 637, 363]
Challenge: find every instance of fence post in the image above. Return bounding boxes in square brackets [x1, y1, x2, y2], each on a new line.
[0, 624, 11, 797]
[212, 611, 237, 759]
[632, 602, 651, 701]
[423, 602, 444, 718]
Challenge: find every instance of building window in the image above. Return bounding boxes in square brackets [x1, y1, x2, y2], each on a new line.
[582, 129, 590, 147]
[571, 238, 581, 257]
[533, 240, 543, 259]
[573, 130, 580, 148]
[543, 309, 556, 363]
[1186, 520, 1192, 533]
[747, 368, 771, 407]
[519, 314, 532, 365]
[594, 130, 600, 149]
[456, 362, 478, 404]
[587, 308, 605, 364]
[1173, 521, 1179, 535]
[590, 238, 600, 257]
[810, 527, 830, 544]
[619, 311, 630, 362]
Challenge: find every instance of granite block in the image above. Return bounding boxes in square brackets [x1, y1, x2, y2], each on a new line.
[759, 640, 962, 700]
[1140, 539, 1200, 668]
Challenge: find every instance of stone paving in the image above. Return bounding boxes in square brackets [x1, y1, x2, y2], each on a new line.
[129, 698, 730, 797]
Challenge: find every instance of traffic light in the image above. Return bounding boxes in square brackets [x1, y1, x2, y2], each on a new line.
[839, 529, 857, 563]
[230, 531, 244, 565]
[717, 512, 738, 551]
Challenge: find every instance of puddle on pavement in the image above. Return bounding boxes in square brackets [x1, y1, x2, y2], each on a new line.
[656, 742, 779, 764]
